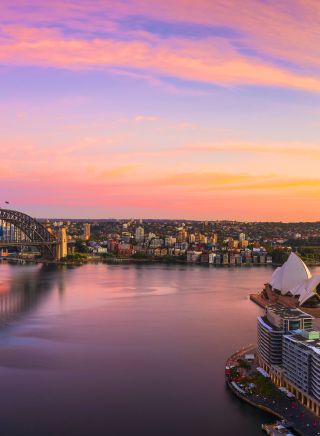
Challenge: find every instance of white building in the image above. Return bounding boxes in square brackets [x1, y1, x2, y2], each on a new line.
[268, 252, 320, 307]
[135, 226, 145, 242]
[283, 330, 320, 408]
[187, 251, 202, 263]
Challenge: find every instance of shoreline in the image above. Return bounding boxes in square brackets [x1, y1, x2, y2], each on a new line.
[249, 293, 320, 319]
[2, 257, 320, 267]
[0, 257, 275, 267]
[226, 347, 319, 436]
[226, 380, 304, 436]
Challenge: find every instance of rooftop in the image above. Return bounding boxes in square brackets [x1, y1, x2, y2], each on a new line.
[267, 303, 313, 320]
[284, 331, 320, 354]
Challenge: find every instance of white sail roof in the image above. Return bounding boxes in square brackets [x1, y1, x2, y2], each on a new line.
[292, 275, 320, 306]
[269, 252, 312, 295]
[269, 267, 283, 290]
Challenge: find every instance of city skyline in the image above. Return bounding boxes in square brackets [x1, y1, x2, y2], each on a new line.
[1, 1, 320, 220]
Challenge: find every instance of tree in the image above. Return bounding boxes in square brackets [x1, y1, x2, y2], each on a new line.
[75, 240, 89, 253]
[271, 249, 289, 265]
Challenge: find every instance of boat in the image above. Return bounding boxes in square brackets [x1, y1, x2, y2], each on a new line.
[261, 421, 294, 435]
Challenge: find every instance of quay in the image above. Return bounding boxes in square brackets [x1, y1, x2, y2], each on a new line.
[250, 292, 268, 309]
[225, 347, 320, 436]
[249, 291, 320, 320]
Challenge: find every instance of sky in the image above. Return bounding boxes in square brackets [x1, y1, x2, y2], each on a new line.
[1, 0, 320, 221]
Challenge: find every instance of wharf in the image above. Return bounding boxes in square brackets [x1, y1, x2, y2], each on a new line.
[250, 293, 268, 309]
[226, 347, 320, 436]
[249, 291, 320, 320]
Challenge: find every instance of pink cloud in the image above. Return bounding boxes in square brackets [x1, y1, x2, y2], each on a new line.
[2, 0, 320, 73]
[0, 17, 320, 92]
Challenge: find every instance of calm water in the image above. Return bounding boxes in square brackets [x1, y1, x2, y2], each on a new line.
[0, 262, 298, 435]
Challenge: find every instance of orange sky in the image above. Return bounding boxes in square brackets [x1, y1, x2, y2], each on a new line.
[1, 0, 320, 220]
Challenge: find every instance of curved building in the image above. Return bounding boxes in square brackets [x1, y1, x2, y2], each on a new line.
[267, 252, 320, 306]
[291, 276, 320, 307]
[257, 304, 313, 367]
[269, 252, 311, 296]
[257, 316, 283, 366]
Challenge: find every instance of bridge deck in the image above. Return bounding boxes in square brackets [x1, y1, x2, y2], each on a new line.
[0, 241, 57, 247]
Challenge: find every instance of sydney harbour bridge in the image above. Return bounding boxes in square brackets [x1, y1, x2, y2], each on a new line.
[0, 208, 67, 259]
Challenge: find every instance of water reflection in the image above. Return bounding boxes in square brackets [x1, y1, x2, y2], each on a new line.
[0, 263, 65, 325]
[0, 263, 312, 436]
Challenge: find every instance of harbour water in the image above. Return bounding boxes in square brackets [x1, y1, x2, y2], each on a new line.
[0, 262, 303, 435]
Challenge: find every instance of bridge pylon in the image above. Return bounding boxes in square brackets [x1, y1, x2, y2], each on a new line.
[55, 227, 68, 260]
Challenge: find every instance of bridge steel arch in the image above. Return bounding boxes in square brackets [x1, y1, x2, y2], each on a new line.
[0, 208, 57, 258]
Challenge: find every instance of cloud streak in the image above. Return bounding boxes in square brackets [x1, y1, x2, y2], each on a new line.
[1, 1, 320, 220]
[1, 16, 320, 93]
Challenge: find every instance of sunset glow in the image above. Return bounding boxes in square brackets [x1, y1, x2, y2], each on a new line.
[1, 0, 320, 220]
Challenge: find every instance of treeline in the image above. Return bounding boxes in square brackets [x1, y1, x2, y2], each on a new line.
[298, 247, 320, 261]
[270, 249, 289, 265]
[285, 238, 320, 247]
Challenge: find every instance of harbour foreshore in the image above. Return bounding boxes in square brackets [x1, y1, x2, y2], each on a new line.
[226, 347, 320, 436]
[249, 292, 320, 319]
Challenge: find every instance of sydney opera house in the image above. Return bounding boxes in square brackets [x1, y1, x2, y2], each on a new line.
[265, 253, 320, 308]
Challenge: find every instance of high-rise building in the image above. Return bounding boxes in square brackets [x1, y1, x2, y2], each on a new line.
[282, 330, 320, 412]
[257, 304, 313, 366]
[211, 233, 218, 244]
[189, 233, 196, 243]
[83, 223, 91, 241]
[135, 226, 145, 242]
[239, 232, 246, 241]
[282, 331, 315, 395]
[256, 304, 320, 415]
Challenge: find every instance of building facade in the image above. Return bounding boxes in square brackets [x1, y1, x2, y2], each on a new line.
[256, 304, 320, 416]
[83, 223, 91, 241]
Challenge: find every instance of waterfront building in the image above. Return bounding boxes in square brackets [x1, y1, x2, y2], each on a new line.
[282, 331, 315, 394]
[257, 304, 313, 366]
[282, 330, 320, 413]
[255, 304, 320, 415]
[201, 253, 209, 263]
[268, 252, 320, 307]
[259, 255, 266, 264]
[187, 251, 202, 263]
[117, 243, 133, 257]
[215, 254, 222, 264]
[208, 253, 215, 264]
[235, 254, 242, 265]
